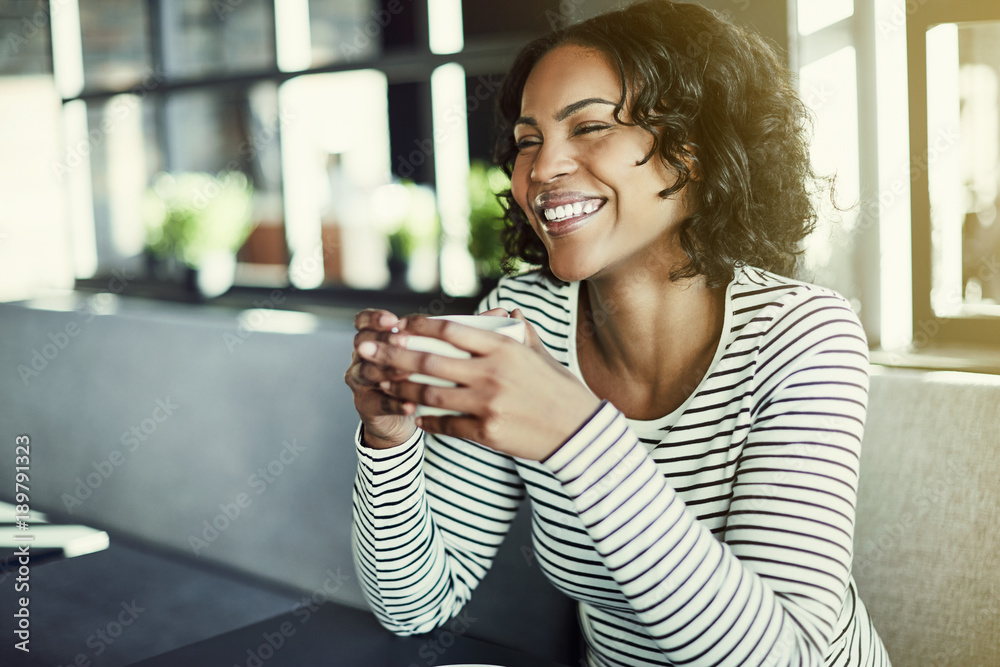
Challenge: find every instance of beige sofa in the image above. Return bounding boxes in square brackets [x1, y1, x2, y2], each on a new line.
[856, 367, 1000, 666]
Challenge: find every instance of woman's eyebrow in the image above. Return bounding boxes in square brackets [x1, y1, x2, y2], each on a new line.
[514, 97, 617, 128]
[555, 97, 616, 121]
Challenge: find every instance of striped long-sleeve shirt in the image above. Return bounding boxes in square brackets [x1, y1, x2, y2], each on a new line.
[352, 266, 891, 667]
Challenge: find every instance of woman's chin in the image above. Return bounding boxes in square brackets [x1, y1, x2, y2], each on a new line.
[548, 257, 595, 284]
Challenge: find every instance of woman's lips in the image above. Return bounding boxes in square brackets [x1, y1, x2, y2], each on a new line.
[534, 196, 606, 237]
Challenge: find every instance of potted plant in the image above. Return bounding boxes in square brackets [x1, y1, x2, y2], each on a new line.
[374, 181, 439, 290]
[467, 161, 515, 286]
[142, 171, 255, 298]
[387, 224, 416, 290]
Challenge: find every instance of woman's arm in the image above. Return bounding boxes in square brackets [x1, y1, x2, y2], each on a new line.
[352, 427, 526, 634]
[350, 291, 527, 635]
[541, 292, 868, 665]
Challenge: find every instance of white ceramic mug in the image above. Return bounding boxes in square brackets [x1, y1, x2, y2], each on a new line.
[403, 315, 526, 417]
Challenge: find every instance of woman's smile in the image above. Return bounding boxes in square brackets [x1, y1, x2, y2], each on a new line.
[535, 191, 607, 236]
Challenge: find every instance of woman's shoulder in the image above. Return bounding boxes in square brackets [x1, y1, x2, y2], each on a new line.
[729, 265, 867, 347]
[732, 266, 860, 316]
[479, 270, 575, 317]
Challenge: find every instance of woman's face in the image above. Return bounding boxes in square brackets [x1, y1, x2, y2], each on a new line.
[511, 44, 692, 284]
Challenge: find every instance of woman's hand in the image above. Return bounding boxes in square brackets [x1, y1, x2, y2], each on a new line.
[359, 309, 602, 460]
[344, 309, 418, 449]
[344, 307, 514, 449]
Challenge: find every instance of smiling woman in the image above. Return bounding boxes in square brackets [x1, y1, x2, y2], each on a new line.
[345, 2, 891, 666]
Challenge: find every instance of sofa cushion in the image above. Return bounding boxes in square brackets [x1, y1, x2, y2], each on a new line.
[856, 367, 1000, 666]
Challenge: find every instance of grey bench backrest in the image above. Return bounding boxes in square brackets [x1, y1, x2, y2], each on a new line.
[0, 297, 580, 663]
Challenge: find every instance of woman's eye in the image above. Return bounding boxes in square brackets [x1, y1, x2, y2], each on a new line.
[575, 123, 610, 135]
[515, 138, 540, 151]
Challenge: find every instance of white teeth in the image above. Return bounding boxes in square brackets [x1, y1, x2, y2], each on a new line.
[542, 200, 601, 222]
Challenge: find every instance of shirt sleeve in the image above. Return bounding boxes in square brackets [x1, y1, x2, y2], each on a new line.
[350, 286, 526, 635]
[540, 292, 869, 666]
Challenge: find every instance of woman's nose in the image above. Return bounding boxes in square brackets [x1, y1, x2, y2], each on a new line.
[530, 140, 576, 183]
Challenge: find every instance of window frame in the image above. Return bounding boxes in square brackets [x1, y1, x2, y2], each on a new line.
[907, 0, 1000, 349]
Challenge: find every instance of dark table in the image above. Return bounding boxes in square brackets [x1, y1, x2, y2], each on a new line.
[129, 602, 572, 667]
[0, 538, 572, 667]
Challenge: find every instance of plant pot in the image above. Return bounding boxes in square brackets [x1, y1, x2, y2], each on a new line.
[387, 256, 409, 291]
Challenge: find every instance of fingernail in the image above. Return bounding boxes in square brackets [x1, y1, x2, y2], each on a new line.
[379, 381, 390, 391]
[358, 341, 376, 357]
[390, 326, 399, 333]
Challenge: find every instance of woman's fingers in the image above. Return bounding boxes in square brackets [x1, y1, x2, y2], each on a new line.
[353, 329, 397, 357]
[413, 414, 497, 444]
[347, 308, 423, 449]
[350, 329, 404, 386]
[380, 379, 477, 415]
[357, 335, 468, 385]
[345, 358, 381, 389]
[347, 355, 413, 389]
[346, 363, 416, 414]
[359, 388, 415, 417]
[356, 358, 390, 385]
[396, 316, 515, 356]
[354, 308, 400, 332]
[511, 309, 546, 353]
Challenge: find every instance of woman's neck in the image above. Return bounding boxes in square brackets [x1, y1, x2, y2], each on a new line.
[576, 268, 728, 419]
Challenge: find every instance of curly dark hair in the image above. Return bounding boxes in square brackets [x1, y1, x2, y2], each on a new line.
[493, 0, 825, 286]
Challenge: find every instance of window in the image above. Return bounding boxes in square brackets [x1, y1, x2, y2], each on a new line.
[0, 0, 66, 302]
[911, 2, 1000, 348]
[158, 0, 275, 78]
[0, 0, 52, 77]
[793, 0, 878, 338]
[0, 0, 577, 304]
[79, 0, 151, 89]
[789, 0, 1000, 364]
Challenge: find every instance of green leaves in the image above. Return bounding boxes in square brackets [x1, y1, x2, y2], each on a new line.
[143, 171, 255, 268]
[467, 162, 511, 278]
